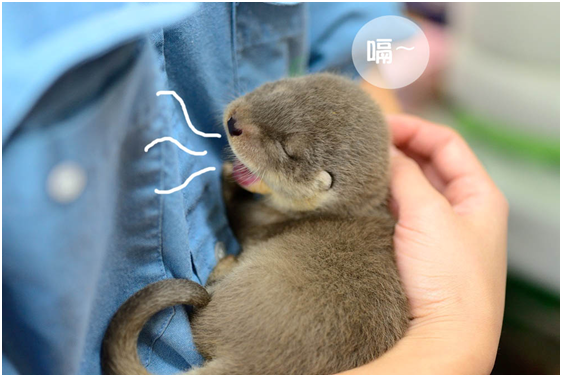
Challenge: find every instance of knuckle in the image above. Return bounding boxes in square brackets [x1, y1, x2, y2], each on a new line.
[485, 186, 509, 214]
[443, 127, 464, 144]
[434, 123, 464, 145]
[495, 189, 510, 213]
[448, 128, 463, 140]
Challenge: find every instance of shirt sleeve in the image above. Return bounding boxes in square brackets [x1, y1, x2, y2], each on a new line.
[307, 2, 403, 76]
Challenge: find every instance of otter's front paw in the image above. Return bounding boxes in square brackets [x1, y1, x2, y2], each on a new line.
[222, 162, 237, 203]
[222, 162, 246, 204]
[207, 255, 239, 287]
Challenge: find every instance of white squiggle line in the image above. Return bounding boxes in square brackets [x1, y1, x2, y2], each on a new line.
[156, 91, 222, 139]
[155, 166, 216, 195]
[144, 136, 207, 156]
[396, 46, 415, 51]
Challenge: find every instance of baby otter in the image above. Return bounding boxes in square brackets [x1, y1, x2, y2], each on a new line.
[102, 73, 409, 374]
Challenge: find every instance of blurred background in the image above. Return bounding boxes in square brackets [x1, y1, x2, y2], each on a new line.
[362, 2, 560, 374]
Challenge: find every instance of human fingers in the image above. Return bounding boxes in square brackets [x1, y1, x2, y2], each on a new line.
[390, 146, 448, 218]
[402, 150, 447, 193]
[388, 114, 498, 211]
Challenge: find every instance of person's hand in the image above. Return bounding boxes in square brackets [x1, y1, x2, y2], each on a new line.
[389, 114, 509, 370]
[342, 114, 508, 374]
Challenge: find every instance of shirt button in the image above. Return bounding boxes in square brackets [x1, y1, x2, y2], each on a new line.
[214, 241, 226, 261]
[46, 161, 87, 204]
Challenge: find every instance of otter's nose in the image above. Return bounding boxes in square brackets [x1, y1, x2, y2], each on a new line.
[227, 115, 242, 136]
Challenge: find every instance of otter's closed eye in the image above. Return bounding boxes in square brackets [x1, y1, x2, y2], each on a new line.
[280, 135, 309, 160]
[278, 141, 297, 160]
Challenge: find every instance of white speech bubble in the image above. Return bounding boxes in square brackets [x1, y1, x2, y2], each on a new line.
[352, 16, 430, 89]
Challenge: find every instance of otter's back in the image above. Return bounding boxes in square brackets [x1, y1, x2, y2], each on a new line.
[192, 217, 408, 374]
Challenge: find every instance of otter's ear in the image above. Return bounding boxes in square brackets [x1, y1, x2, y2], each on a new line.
[315, 170, 333, 191]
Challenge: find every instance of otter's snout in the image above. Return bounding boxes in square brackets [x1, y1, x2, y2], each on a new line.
[227, 114, 242, 136]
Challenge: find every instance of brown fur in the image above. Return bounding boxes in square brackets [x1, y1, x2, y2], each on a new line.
[102, 73, 409, 374]
[102, 280, 210, 374]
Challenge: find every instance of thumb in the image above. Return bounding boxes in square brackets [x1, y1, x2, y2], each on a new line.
[390, 146, 448, 217]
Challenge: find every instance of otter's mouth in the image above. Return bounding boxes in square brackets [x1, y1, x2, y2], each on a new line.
[232, 159, 260, 186]
[231, 158, 272, 195]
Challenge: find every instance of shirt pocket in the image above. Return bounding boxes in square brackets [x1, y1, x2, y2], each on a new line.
[233, 2, 308, 94]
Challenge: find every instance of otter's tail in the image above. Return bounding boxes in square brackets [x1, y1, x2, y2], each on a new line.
[101, 279, 211, 375]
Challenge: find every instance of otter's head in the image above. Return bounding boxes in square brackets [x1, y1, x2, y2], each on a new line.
[223, 73, 390, 216]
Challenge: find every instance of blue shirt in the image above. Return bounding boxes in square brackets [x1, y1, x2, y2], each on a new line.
[2, 2, 401, 374]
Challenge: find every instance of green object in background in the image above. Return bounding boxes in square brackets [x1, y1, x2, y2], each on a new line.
[451, 107, 560, 167]
[289, 56, 305, 77]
